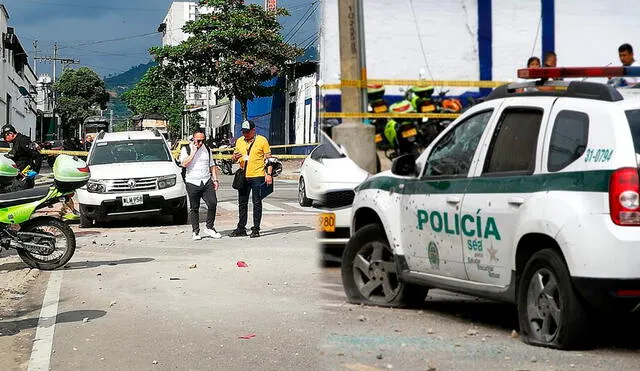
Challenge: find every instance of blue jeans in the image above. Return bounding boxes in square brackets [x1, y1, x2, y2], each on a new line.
[237, 176, 265, 231]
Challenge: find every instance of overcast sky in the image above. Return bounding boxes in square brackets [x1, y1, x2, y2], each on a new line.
[2, 0, 319, 77]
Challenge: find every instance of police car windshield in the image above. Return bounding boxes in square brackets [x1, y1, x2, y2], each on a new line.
[89, 139, 172, 165]
[625, 110, 640, 155]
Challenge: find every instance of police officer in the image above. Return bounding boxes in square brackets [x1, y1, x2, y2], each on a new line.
[2, 124, 41, 189]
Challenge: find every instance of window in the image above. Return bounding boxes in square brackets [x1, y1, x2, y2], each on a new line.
[89, 139, 172, 166]
[625, 109, 640, 154]
[548, 110, 589, 172]
[483, 108, 543, 175]
[309, 145, 325, 161]
[423, 110, 493, 178]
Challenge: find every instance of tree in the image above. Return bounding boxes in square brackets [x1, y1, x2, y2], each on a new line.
[121, 66, 185, 139]
[151, 0, 303, 120]
[54, 67, 110, 138]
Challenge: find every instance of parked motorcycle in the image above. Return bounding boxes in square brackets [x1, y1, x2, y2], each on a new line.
[0, 154, 90, 270]
[382, 100, 422, 160]
[216, 145, 234, 175]
[366, 84, 392, 151]
[407, 86, 463, 147]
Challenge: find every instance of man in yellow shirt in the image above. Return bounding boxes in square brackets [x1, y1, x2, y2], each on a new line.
[230, 120, 272, 238]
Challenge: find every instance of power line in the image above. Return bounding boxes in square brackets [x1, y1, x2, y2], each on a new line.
[283, 1, 318, 41]
[285, 2, 319, 43]
[408, 0, 434, 81]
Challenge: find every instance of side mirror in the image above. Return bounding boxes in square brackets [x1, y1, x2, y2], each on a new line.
[391, 154, 417, 176]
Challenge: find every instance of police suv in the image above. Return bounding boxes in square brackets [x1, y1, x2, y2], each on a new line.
[342, 67, 640, 349]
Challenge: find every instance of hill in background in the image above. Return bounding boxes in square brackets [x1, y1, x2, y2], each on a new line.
[104, 61, 156, 129]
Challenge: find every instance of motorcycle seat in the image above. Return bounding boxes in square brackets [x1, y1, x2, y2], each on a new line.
[0, 187, 50, 209]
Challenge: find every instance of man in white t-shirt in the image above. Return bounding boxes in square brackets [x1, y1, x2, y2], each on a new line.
[609, 43, 640, 87]
[179, 129, 221, 241]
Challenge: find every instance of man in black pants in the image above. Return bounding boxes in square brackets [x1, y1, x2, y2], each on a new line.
[179, 129, 221, 241]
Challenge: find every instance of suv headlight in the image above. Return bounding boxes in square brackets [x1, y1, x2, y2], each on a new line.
[157, 175, 177, 189]
[87, 179, 107, 193]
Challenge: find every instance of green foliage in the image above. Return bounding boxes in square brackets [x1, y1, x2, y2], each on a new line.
[151, 0, 303, 119]
[121, 66, 185, 140]
[54, 67, 110, 138]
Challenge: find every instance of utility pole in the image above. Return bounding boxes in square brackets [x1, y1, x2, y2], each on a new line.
[109, 110, 113, 132]
[34, 46, 80, 140]
[33, 40, 38, 75]
[332, 0, 376, 174]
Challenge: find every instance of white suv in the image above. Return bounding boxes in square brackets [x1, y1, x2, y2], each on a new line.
[77, 130, 187, 227]
[342, 67, 640, 350]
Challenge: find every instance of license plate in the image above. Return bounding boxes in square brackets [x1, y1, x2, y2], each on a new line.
[401, 128, 418, 138]
[318, 213, 336, 233]
[373, 105, 387, 113]
[122, 194, 143, 207]
[421, 104, 436, 112]
[375, 133, 383, 143]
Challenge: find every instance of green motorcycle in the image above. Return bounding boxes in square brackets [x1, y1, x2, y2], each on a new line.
[0, 154, 90, 270]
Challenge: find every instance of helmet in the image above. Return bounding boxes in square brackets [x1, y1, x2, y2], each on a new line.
[265, 157, 283, 177]
[1, 124, 16, 137]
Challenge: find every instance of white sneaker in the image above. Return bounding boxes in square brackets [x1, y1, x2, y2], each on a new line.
[203, 227, 222, 239]
[192, 232, 202, 241]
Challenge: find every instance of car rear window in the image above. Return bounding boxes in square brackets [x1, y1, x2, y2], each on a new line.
[625, 109, 640, 154]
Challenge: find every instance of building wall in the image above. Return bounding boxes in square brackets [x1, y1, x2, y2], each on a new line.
[162, 1, 217, 130]
[292, 74, 318, 145]
[320, 0, 640, 97]
[0, 6, 37, 139]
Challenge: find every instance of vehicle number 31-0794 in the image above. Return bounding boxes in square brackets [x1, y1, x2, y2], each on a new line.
[584, 148, 613, 163]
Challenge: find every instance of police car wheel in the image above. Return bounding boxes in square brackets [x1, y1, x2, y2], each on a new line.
[517, 248, 591, 350]
[298, 177, 312, 207]
[342, 224, 428, 308]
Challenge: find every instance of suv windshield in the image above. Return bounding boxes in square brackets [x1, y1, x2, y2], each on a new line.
[89, 139, 171, 165]
[626, 109, 640, 155]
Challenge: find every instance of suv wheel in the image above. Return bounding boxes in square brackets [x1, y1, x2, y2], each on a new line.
[79, 212, 93, 228]
[517, 248, 591, 349]
[342, 224, 428, 307]
[298, 177, 312, 207]
[173, 204, 188, 225]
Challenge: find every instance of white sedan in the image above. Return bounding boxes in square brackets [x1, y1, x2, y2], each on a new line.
[298, 132, 370, 207]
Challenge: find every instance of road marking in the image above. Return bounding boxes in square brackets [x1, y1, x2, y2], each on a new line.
[284, 202, 315, 212]
[28, 270, 63, 371]
[262, 202, 285, 211]
[217, 202, 237, 211]
[262, 211, 317, 216]
[345, 363, 384, 371]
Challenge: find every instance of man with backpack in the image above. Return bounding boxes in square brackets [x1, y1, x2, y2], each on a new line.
[179, 129, 221, 241]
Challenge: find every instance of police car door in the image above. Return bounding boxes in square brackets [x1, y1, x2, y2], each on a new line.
[400, 108, 497, 279]
[460, 99, 553, 286]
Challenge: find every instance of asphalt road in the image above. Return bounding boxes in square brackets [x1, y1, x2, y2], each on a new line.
[3, 173, 640, 370]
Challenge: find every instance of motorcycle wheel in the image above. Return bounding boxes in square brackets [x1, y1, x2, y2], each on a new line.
[17, 217, 76, 270]
[47, 156, 56, 168]
[223, 161, 232, 175]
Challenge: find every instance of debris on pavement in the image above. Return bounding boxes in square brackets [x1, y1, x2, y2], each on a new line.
[358, 315, 367, 322]
[83, 317, 89, 323]
[510, 329, 519, 338]
[236, 261, 248, 268]
[189, 264, 197, 269]
[109, 300, 117, 307]
[239, 334, 256, 339]
[169, 277, 181, 281]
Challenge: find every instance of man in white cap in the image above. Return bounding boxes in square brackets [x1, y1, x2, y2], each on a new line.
[230, 120, 272, 238]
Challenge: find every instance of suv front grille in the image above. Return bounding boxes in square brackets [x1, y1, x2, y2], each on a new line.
[107, 177, 157, 192]
[321, 190, 355, 209]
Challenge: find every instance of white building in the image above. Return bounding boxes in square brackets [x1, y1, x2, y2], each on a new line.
[159, 1, 230, 138]
[320, 0, 640, 98]
[0, 5, 37, 139]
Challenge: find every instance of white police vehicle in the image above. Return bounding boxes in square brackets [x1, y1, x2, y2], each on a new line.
[342, 67, 640, 349]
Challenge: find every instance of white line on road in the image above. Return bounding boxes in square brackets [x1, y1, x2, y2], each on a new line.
[262, 202, 285, 211]
[284, 202, 315, 212]
[28, 270, 63, 371]
[217, 201, 237, 211]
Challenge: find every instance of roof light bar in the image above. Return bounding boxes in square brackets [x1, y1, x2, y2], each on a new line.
[518, 66, 640, 79]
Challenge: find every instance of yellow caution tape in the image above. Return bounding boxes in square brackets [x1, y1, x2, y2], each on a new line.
[0, 148, 89, 156]
[319, 112, 461, 119]
[321, 79, 509, 89]
[211, 154, 307, 160]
